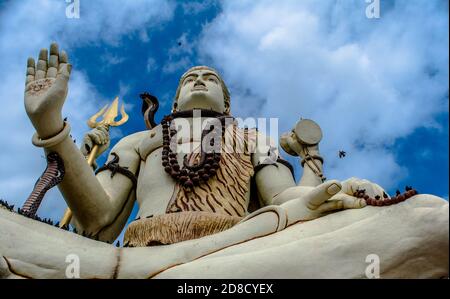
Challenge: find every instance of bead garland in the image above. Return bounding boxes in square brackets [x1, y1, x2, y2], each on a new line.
[160, 110, 231, 190]
[354, 186, 418, 206]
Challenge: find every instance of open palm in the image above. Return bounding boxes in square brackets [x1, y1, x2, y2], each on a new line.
[24, 43, 71, 139]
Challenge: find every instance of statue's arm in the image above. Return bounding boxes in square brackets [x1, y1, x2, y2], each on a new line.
[251, 132, 297, 206]
[251, 131, 367, 224]
[23, 43, 141, 238]
[44, 131, 141, 238]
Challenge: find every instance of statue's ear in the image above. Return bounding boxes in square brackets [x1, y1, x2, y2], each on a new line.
[224, 101, 230, 114]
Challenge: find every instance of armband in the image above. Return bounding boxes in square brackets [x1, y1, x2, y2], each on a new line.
[95, 152, 137, 190]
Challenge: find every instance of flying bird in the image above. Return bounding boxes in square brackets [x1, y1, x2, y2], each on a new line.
[338, 150, 346, 159]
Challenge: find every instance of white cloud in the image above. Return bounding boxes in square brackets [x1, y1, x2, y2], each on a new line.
[163, 56, 192, 74]
[197, 0, 448, 189]
[139, 29, 151, 43]
[101, 52, 127, 66]
[146, 57, 158, 73]
[162, 32, 199, 74]
[0, 0, 175, 220]
[181, 0, 218, 15]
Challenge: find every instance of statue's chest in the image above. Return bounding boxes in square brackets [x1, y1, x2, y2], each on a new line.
[137, 125, 256, 218]
[137, 125, 163, 161]
[137, 124, 201, 161]
[166, 151, 254, 217]
[165, 125, 257, 217]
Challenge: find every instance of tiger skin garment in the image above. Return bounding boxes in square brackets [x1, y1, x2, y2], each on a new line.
[124, 125, 258, 247]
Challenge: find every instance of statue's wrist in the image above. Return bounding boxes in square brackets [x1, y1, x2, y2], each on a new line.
[300, 154, 324, 167]
[30, 114, 65, 140]
[32, 121, 71, 148]
[298, 147, 320, 160]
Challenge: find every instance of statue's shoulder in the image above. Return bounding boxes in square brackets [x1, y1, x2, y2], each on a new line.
[112, 130, 152, 152]
[113, 126, 163, 160]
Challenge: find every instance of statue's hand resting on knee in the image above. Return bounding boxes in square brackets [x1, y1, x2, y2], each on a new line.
[273, 177, 389, 224]
[273, 119, 388, 222]
[24, 43, 71, 139]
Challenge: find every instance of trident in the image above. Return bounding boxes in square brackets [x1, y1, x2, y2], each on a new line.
[59, 97, 129, 228]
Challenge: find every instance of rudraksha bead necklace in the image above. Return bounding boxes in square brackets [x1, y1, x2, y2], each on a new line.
[160, 109, 233, 190]
[354, 186, 418, 206]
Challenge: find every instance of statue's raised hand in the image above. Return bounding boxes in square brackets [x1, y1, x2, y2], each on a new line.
[25, 43, 72, 139]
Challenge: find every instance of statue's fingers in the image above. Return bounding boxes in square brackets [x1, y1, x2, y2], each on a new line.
[372, 182, 388, 198]
[316, 200, 343, 213]
[35, 48, 48, 80]
[98, 130, 109, 144]
[94, 131, 106, 145]
[330, 193, 366, 209]
[88, 131, 102, 145]
[341, 177, 363, 195]
[56, 63, 71, 82]
[47, 43, 59, 78]
[26, 57, 35, 85]
[280, 132, 298, 156]
[97, 125, 110, 137]
[59, 50, 68, 64]
[81, 135, 93, 155]
[94, 130, 107, 145]
[286, 133, 304, 155]
[305, 180, 342, 210]
[359, 181, 381, 199]
[57, 50, 70, 79]
[82, 144, 90, 156]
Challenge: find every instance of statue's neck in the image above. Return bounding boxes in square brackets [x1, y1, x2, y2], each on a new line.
[164, 109, 234, 133]
[168, 109, 230, 120]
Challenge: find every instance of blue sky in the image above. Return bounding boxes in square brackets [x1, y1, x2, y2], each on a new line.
[0, 0, 448, 242]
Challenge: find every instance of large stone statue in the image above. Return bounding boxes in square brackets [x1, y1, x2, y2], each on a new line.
[0, 43, 448, 279]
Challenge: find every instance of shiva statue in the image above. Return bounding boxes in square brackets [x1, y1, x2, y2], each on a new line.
[0, 43, 447, 278]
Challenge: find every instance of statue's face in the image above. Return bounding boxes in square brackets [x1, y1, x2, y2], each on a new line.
[177, 69, 226, 113]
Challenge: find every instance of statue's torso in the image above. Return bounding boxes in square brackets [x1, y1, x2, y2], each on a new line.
[130, 122, 256, 220]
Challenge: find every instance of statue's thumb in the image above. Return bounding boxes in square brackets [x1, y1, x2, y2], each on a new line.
[305, 180, 342, 210]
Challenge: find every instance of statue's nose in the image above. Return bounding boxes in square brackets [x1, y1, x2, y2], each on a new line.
[194, 78, 206, 87]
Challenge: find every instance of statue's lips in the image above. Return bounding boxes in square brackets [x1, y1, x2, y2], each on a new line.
[191, 86, 208, 92]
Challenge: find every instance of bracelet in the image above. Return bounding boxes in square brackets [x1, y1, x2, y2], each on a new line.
[32, 122, 71, 148]
[300, 154, 324, 167]
[300, 154, 326, 182]
[253, 157, 295, 180]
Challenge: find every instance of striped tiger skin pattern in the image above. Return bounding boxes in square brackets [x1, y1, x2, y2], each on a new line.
[166, 125, 257, 217]
[21, 152, 64, 216]
[124, 126, 257, 246]
[124, 211, 243, 247]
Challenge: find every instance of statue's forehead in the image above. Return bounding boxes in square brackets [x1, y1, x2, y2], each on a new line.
[184, 68, 220, 78]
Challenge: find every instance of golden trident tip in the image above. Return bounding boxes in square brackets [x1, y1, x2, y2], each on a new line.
[87, 96, 129, 128]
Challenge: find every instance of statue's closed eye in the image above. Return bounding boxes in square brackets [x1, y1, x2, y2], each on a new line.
[184, 78, 194, 85]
